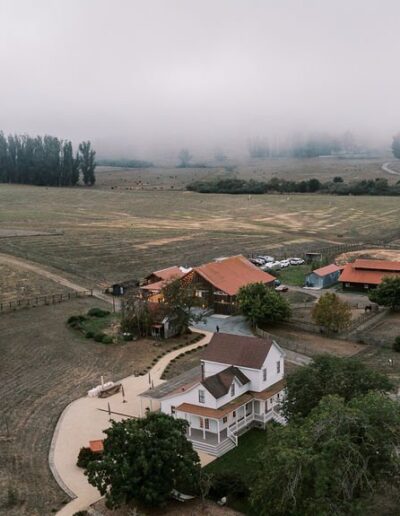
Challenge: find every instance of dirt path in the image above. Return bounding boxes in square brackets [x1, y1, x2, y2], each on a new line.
[382, 162, 400, 176]
[0, 253, 115, 307]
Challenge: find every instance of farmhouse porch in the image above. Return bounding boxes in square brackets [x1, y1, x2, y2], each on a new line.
[176, 388, 285, 456]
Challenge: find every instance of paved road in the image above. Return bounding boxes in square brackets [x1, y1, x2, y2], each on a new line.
[382, 162, 400, 176]
[193, 313, 253, 336]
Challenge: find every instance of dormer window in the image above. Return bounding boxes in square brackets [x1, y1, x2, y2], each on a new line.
[276, 361, 281, 374]
[263, 368, 267, 381]
[230, 383, 235, 397]
[198, 389, 205, 403]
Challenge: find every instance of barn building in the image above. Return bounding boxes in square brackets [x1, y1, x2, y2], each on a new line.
[339, 259, 400, 290]
[305, 263, 341, 289]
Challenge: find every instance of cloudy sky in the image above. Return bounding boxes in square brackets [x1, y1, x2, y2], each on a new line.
[1, 0, 399, 156]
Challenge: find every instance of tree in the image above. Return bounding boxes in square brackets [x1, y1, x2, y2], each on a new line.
[79, 141, 96, 185]
[85, 412, 201, 508]
[161, 279, 205, 334]
[121, 297, 154, 337]
[251, 392, 400, 516]
[237, 282, 291, 326]
[282, 354, 392, 420]
[368, 276, 400, 310]
[177, 148, 192, 168]
[392, 133, 400, 159]
[312, 292, 351, 333]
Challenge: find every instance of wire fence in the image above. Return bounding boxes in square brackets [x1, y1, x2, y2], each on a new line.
[0, 290, 93, 314]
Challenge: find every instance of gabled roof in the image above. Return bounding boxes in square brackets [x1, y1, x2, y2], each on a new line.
[312, 263, 340, 277]
[339, 262, 400, 285]
[151, 266, 187, 281]
[202, 366, 250, 399]
[353, 259, 400, 272]
[202, 333, 273, 370]
[193, 255, 275, 296]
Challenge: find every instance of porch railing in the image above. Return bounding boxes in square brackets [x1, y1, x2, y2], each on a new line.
[227, 427, 238, 447]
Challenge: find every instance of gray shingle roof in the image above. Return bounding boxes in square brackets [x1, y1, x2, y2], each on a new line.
[202, 366, 250, 399]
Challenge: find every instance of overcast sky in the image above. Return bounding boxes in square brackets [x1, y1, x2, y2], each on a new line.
[1, 0, 399, 156]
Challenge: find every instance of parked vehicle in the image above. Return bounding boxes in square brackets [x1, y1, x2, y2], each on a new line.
[249, 258, 265, 267]
[269, 261, 282, 270]
[275, 285, 289, 292]
[289, 257, 305, 265]
[280, 259, 290, 268]
[259, 255, 274, 263]
[262, 263, 274, 270]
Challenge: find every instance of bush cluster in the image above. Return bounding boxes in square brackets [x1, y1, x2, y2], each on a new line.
[87, 307, 110, 318]
[76, 447, 102, 468]
[187, 177, 400, 196]
[209, 472, 249, 500]
[393, 336, 400, 352]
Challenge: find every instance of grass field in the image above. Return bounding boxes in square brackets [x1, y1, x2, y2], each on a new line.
[1, 180, 399, 288]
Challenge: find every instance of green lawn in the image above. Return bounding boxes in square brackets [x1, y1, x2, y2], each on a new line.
[205, 428, 271, 514]
[275, 264, 312, 286]
[80, 312, 118, 335]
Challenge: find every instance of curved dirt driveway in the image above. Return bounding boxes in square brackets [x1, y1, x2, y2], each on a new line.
[0, 253, 114, 306]
[382, 162, 400, 176]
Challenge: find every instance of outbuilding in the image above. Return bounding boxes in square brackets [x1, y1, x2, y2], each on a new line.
[305, 263, 341, 289]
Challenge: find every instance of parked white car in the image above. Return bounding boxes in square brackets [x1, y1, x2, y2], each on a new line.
[249, 258, 265, 267]
[289, 257, 305, 265]
[269, 261, 282, 270]
[280, 259, 290, 268]
[259, 255, 274, 263]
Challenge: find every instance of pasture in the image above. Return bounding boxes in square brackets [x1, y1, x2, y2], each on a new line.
[0, 180, 399, 287]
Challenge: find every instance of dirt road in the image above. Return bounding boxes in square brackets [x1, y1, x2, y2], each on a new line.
[0, 253, 115, 307]
[382, 162, 400, 176]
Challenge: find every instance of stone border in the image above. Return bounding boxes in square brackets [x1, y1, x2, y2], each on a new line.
[49, 400, 79, 500]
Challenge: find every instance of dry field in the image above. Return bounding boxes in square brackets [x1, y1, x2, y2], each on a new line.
[337, 248, 400, 264]
[1, 180, 399, 287]
[0, 297, 201, 516]
[95, 157, 395, 191]
[0, 261, 72, 302]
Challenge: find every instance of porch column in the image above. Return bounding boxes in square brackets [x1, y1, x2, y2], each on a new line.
[188, 415, 192, 436]
[202, 419, 206, 440]
[140, 397, 143, 418]
[217, 418, 220, 444]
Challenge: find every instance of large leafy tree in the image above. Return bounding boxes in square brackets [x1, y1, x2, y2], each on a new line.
[251, 393, 400, 516]
[79, 140, 96, 185]
[161, 279, 205, 334]
[368, 276, 400, 310]
[392, 133, 400, 159]
[312, 292, 351, 333]
[237, 282, 291, 326]
[177, 148, 192, 167]
[283, 355, 392, 421]
[86, 413, 201, 508]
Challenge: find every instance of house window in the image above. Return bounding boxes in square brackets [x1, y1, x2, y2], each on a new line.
[198, 390, 205, 403]
[345, 283, 350, 287]
[230, 383, 235, 397]
[223, 416, 227, 423]
[276, 361, 281, 374]
[232, 411, 236, 417]
[200, 418, 210, 429]
[364, 284, 369, 289]
[171, 406, 176, 414]
[263, 368, 267, 381]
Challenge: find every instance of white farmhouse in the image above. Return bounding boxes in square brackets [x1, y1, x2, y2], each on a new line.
[140, 333, 286, 456]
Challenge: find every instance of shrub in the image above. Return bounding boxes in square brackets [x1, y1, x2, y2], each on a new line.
[87, 307, 110, 318]
[102, 335, 113, 344]
[122, 333, 133, 341]
[73, 511, 89, 516]
[67, 315, 79, 324]
[76, 447, 101, 468]
[209, 471, 249, 500]
[85, 331, 94, 339]
[393, 336, 400, 352]
[94, 332, 106, 342]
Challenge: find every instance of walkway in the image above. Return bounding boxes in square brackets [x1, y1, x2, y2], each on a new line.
[51, 331, 213, 516]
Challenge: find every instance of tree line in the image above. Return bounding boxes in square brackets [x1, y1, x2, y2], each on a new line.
[0, 132, 96, 186]
[187, 176, 400, 196]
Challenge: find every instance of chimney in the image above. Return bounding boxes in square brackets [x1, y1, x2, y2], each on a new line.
[201, 361, 205, 382]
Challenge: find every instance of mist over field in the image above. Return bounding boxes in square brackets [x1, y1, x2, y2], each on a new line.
[1, 0, 400, 158]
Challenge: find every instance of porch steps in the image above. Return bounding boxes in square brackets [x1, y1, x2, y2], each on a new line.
[192, 438, 236, 457]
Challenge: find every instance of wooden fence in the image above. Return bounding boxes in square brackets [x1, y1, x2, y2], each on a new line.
[0, 290, 93, 314]
[255, 326, 315, 356]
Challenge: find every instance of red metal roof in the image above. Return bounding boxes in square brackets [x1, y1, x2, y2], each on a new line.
[339, 261, 400, 285]
[89, 440, 104, 453]
[313, 263, 340, 277]
[353, 259, 400, 272]
[194, 255, 275, 296]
